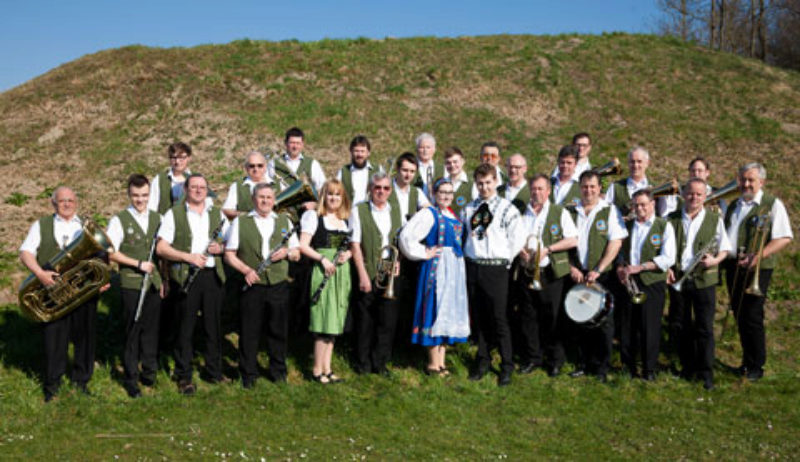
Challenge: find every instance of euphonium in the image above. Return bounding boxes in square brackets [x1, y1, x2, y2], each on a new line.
[744, 213, 772, 297]
[273, 176, 317, 221]
[18, 219, 115, 323]
[592, 157, 624, 178]
[375, 244, 400, 300]
[523, 234, 542, 291]
[704, 179, 740, 207]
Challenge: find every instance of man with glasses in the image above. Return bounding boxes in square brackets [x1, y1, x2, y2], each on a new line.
[148, 142, 194, 215]
[498, 154, 530, 214]
[480, 141, 507, 186]
[223, 151, 276, 220]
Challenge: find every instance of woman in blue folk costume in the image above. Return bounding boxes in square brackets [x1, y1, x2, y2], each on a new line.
[399, 178, 470, 375]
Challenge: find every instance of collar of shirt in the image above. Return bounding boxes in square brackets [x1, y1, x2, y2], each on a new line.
[125, 206, 150, 219]
[247, 210, 278, 220]
[369, 200, 391, 213]
[168, 167, 190, 180]
[185, 202, 213, 216]
[576, 198, 610, 218]
[627, 176, 649, 191]
[478, 194, 500, 207]
[54, 214, 81, 225]
[447, 171, 468, 186]
[283, 152, 304, 163]
[392, 179, 410, 195]
[419, 160, 435, 170]
[505, 180, 525, 196]
[349, 161, 372, 172]
[553, 174, 576, 186]
[681, 207, 706, 227]
[742, 189, 764, 207]
[634, 214, 656, 229]
[525, 201, 550, 220]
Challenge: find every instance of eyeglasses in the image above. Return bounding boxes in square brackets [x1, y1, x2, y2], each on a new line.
[481, 153, 499, 159]
[436, 190, 454, 195]
[575, 143, 590, 148]
[169, 155, 189, 161]
[247, 163, 265, 169]
[508, 165, 525, 170]
[373, 186, 391, 191]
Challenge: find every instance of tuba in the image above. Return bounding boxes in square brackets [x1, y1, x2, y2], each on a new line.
[19, 218, 114, 323]
[274, 176, 317, 222]
[592, 158, 624, 178]
[374, 244, 400, 300]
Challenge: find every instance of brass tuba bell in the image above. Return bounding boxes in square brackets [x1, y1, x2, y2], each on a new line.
[592, 157, 624, 178]
[649, 177, 681, 198]
[704, 179, 740, 206]
[274, 176, 317, 221]
[18, 218, 115, 323]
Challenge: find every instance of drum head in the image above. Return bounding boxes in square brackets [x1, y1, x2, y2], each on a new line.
[565, 284, 607, 324]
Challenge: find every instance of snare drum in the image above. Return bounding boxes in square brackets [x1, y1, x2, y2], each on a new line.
[564, 283, 614, 328]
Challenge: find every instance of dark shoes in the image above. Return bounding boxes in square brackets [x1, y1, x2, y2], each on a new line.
[178, 380, 196, 396]
[746, 369, 764, 382]
[242, 379, 255, 389]
[468, 368, 488, 381]
[518, 362, 537, 375]
[596, 373, 608, 384]
[569, 369, 586, 378]
[140, 376, 155, 387]
[703, 378, 715, 390]
[76, 383, 91, 396]
[641, 372, 657, 382]
[547, 366, 561, 378]
[498, 370, 512, 387]
[44, 391, 56, 403]
[124, 383, 142, 399]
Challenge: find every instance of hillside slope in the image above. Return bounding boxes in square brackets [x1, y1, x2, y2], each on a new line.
[1, 33, 798, 293]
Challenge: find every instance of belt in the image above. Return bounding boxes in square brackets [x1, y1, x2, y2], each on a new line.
[466, 258, 510, 266]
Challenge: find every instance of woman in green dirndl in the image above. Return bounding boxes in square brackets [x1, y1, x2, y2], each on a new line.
[299, 179, 353, 383]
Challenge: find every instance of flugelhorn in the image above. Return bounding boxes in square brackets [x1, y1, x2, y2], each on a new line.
[523, 234, 542, 291]
[374, 244, 400, 299]
[592, 158, 624, 178]
[621, 260, 647, 304]
[744, 213, 772, 297]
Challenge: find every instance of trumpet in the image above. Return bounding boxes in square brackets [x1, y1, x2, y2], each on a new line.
[621, 261, 647, 304]
[592, 157, 624, 178]
[670, 239, 718, 291]
[522, 234, 542, 291]
[375, 244, 400, 300]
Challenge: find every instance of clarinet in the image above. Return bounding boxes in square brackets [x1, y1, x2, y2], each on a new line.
[242, 222, 300, 291]
[134, 223, 161, 322]
[181, 219, 226, 295]
[309, 231, 352, 306]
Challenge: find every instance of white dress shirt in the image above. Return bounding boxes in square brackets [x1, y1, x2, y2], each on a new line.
[551, 159, 592, 179]
[222, 177, 259, 211]
[336, 161, 372, 205]
[267, 153, 326, 193]
[106, 207, 154, 250]
[300, 210, 349, 236]
[678, 208, 733, 271]
[573, 199, 628, 270]
[225, 211, 299, 257]
[629, 216, 676, 271]
[147, 167, 191, 213]
[349, 201, 393, 250]
[552, 174, 579, 205]
[392, 179, 430, 222]
[520, 201, 578, 268]
[20, 214, 83, 254]
[460, 195, 526, 263]
[725, 190, 794, 250]
[418, 160, 437, 199]
[159, 204, 228, 268]
[503, 181, 526, 201]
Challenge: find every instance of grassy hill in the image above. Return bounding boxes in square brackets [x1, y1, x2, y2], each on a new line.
[0, 34, 799, 458]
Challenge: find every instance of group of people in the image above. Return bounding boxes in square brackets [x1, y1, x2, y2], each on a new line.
[18, 128, 793, 401]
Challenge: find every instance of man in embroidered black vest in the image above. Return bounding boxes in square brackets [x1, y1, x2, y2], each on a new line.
[336, 135, 374, 205]
[666, 178, 731, 390]
[156, 174, 228, 395]
[412, 132, 444, 201]
[148, 142, 193, 215]
[615, 189, 676, 381]
[463, 164, 526, 386]
[107, 174, 164, 398]
[550, 145, 582, 208]
[480, 141, 508, 186]
[19, 186, 100, 402]
[443, 146, 476, 218]
[605, 146, 652, 219]
[516, 174, 578, 377]
[566, 171, 628, 383]
[268, 127, 327, 194]
[224, 183, 301, 387]
[350, 171, 403, 375]
[724, 162, 793, 382]
[222, 151, 278, 220]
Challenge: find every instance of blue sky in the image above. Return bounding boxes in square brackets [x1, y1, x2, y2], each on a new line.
[0, 1, 659, 92]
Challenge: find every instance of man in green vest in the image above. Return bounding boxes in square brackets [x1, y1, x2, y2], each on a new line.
[724, 162, 793, 382]
[550, 132, 594, 179]
[389, 152, 430, 222]
[350, 172, 403, 375]
[566, 171, 628, 383]
[412, 132, 444, 202]
[336, 135, 374, 205]
[156, 174, 229, 395]
[550, 145, 582, 207]
[148, 142, 193, 215]
[19, 186, 100, 402]
[107, 174, 164, 398]
[268, 127, 327, 194]
[224, 183, 300, 387]
[615, 189, 676, 381]
[222, 151, 278, 220]
[480, 141, 508, 186]
[666, 178, 732, 390]
[443, 146, 475, 217]
[605, 146, 652, 219]
[516, 174, 578, 377]
[498, 154, 530, 214]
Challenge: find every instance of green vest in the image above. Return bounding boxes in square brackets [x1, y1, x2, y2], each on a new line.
[274, 155, 313, 185]
[412, 162, 445, 190]
[167, 204, 226, 285]
[340, 163, 372, 204]
[568, 205, 612, 273]
[356, 202, 402, 280]
[611, 179, 632, 217]
[236, 213, 291, 285]
[669, 209, 720, 288]
[724, 194, 778, 270]
[621, 217, 668, 286]
[36, 215, 61, 266]
[550, 178, 581, 207]
[499, 182, 531, 215]
[450, 179, 474, 217]
[540, 204, 571, 279]
[235, 179, 254, 213]
[117, 209, 163, 291]
[156, 168, 188, 215]
[388, 185, 419, 220]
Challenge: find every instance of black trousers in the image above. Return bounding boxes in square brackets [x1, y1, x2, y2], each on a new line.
[517, 268, 565, 369]
[725, 261, 773, 373]
[569, 273, 614, 375]
[174, 269, 223, 382]
[288, 258, 313, 335]
[239, 282, 290, 382]
[121, 287, 161, 387]
[670, 283, 716, 381]
[42, 298, 97, 395]
[467, 262, 513, 373]
[355, 289, 399, 372]
[395, 260, 419, 350]
[619, 278, 666, 374]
